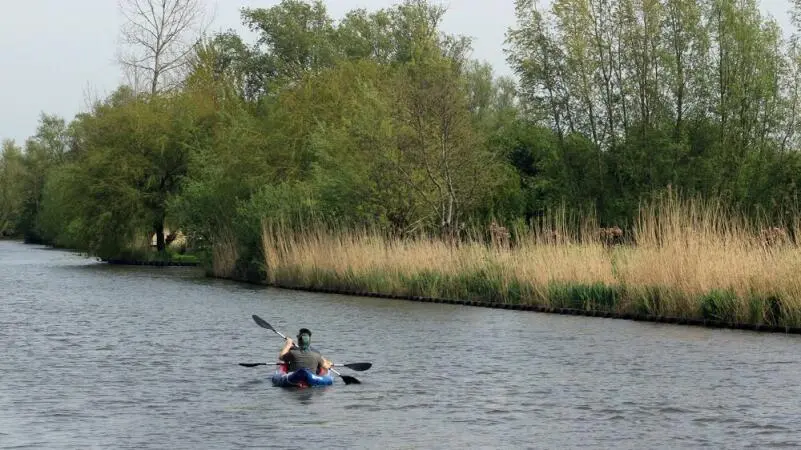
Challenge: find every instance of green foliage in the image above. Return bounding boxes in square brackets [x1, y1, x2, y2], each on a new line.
[71, 91, 198, 257]
[36, 163, 83, 248]
[631, 285, 675, 317]
[506, 0, 801, 226]
[403, 270, 446, 298]
[242, 0, 338, 85]
[399, 268, 538, 304]
[7, 0, 801, 287]
[699, 289, 739, 322]
[14, 114, 73, 243]
[452, 267, 509, 303]
[168, 97, 272, 247]
[548, 282, 619, 311]
[0, 140, 26, 237]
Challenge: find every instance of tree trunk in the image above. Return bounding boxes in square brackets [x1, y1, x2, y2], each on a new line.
[154, 219, 166, 252]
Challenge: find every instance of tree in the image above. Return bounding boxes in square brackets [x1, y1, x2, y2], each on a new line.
[15, 114, 73, 242]
[336, 8, 394, 63]
[241, 0, 337, 90]
[391, 37, 504, 238]
[0, 140, 26, 236]
[781, 0, 801, 151]
[68, 88, 205, 256]
[506, 0, 572, 136]
[172, 44, 276, 251]
[662, 0, 708, 136]
[118, 0, 207, 94]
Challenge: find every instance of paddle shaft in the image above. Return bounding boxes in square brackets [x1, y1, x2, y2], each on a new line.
[239, 362, 371, 371]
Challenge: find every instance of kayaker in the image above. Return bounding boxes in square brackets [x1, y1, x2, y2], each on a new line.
[279, 328, 333, 375]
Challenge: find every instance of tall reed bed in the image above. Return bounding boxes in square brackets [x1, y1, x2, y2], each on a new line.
[259, 194, 801, 328]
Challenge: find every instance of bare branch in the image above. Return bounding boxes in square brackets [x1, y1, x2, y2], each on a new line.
[117, 0, 206, 94]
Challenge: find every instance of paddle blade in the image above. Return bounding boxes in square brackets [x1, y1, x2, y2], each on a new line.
[341, 362, 372, 372]
[239, 363, 268, 367]
[340, 375, 361, 385]
[252, 315, 274, 331]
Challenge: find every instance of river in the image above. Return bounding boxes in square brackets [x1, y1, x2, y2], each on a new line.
[2, 240, 801, 449]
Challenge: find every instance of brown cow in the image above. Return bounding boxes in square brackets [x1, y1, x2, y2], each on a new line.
[759, 227, 789, 249]
[489, 221, 510, 249]
[599, 226, 624, 247]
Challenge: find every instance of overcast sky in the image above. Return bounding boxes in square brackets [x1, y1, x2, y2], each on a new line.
[0, 0, 794, 145]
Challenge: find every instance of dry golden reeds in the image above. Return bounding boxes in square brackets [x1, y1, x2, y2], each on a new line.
[211, 227, 239, 278]
[259, 193, 801, 327]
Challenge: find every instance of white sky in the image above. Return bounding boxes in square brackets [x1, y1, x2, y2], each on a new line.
[0, 0, 794, 145]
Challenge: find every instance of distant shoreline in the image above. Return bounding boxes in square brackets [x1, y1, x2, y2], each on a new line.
[11, 237, 801, 335]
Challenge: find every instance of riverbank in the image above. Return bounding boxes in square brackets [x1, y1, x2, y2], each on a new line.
[238, 197, 801, 333]
[94, 234, 201, 266]
[105, 258, 199, 267]
[19, 239, 201, 267]
[253, 233, 801, 333]
[19, 196, 801, 333]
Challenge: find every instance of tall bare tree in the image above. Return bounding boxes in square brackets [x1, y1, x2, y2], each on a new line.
[118, 0, 208, 94]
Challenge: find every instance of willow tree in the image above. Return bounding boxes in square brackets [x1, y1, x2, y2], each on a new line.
[66, 87, 206, 256]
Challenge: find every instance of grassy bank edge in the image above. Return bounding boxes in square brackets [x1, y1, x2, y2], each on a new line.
[14, 237, 798, 335]
[9, 238, 202, 266]
[208, 264, 801, 335]
[90, 243, 201, 266]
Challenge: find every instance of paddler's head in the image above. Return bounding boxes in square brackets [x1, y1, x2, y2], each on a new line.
[296, 328, 312, 350]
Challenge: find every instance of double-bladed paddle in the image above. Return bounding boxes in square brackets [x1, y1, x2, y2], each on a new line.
[238, 362, 372, 371]
[249, 314, 364, 385]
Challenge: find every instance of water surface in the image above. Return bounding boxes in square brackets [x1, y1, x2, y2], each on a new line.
[2, 241, 800, 449]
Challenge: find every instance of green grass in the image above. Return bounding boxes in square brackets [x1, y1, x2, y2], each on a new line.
[263, 263, 801, 329]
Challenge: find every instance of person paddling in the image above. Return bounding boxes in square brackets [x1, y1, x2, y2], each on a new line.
[279, 328, 333, 375]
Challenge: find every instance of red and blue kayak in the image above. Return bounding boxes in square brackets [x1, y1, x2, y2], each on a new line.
[271, 362, 335, 388]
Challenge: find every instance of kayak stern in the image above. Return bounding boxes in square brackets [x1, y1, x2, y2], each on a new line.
[271, 363, 334, 388]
